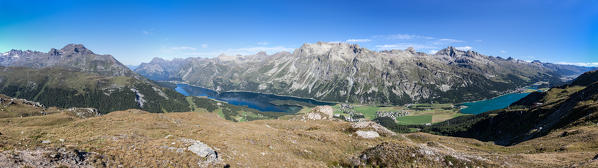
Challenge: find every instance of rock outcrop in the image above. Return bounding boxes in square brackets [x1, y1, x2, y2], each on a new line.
[65, 108, 101, 118]
[350, 121, 397, 137]
[355, 130, 380, 139]
[303, 106, 334, 120]
[349, 142, 492, 167]
[0, 94, 48, 118]
[0, 148, 108, 167]
[179, 138, 220, 167]
[0, 95, 45, 109]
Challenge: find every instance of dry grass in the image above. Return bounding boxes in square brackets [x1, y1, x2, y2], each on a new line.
[1, 109, 598, 167]
[405, 124, 598, 167]
[0, 110, 390, 167]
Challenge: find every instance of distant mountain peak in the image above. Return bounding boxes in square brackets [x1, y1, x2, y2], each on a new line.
[0, 44, 136, 77]
[465, 50, 480, 57]
[60, 44, 94, 55]
[150, 57, 167, 63]
[296, 42, 364, 58]
[256, 51, 268, 56]
[435, 46, 481, 58]
[48, 48, 60, 56]
[405, 47, 416, 54]
[300, 42, 359, 49]
[435, 46, 461, 56]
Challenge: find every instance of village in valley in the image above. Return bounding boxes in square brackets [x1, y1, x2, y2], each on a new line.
[332, 103, 467, 125]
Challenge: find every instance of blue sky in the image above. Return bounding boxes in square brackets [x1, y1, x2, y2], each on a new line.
[1, 0, 596, 66]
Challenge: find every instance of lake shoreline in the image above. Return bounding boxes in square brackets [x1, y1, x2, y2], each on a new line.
[174, 83, 333, 113]
[162, 80, 339, 105]
[457, 85, 541, 114]
[167, 80, 541, 115]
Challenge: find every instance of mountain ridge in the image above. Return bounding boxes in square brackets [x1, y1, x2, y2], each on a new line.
[1, 43, 137, 77]
[0, 44, 190, 113]
[135, 42, 595, 105]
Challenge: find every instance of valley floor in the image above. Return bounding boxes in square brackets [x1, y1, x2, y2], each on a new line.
[1, 109, 598, 167]
[331, 103, 466, 125]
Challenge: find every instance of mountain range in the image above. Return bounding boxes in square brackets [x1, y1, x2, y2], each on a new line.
[0, 44, 190, 113]
[0, 44, 292, 121]
[1, 43, 598, 167]
[135, 42, 595, 105]
[1, 44, 135, 77]
[1, 64, 598, 167]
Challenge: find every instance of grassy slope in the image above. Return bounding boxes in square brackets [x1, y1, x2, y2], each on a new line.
[1, 109, 597, 167]
[423, 81, 598, 145]
[0, 110, 387, 167]
[396, 115, 432, 125]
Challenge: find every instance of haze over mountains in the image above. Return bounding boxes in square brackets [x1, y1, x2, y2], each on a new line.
[135, 42, 595, 105]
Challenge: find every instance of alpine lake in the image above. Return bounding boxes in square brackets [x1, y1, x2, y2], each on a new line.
[174, 84, 334, 113]
[458, 86, 544, 114]
[174, 83, 544, 122]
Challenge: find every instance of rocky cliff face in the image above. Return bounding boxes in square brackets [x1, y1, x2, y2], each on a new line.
[135, 42, 594, 104]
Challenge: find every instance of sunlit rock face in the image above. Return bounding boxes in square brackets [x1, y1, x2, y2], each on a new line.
[135, 42, 594, 105]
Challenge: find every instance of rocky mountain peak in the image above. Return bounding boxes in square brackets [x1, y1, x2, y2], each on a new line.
[272, 51, 291, 57]
[435, 46, 462, 57]
[255, 51, 268, 57]
[295, 42, 364, 61]
[298, 42, 359, 52]
[0, 44, 136, 77]
[465, 50, 481, 57]
[6, 49, 23, 55]
[405, 47, 416, 54]
[150, 57, 167, 63]
[60, 44, 94, 55]
[48, 48, 60, 56]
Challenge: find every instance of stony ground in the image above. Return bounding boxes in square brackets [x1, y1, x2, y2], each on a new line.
[1, 109, 598, 167]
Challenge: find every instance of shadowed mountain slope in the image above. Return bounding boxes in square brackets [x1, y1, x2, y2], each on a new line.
[424, 70, 598, 145]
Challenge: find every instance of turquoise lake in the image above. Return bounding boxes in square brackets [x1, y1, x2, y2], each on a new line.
[459, 92, 531, 114]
